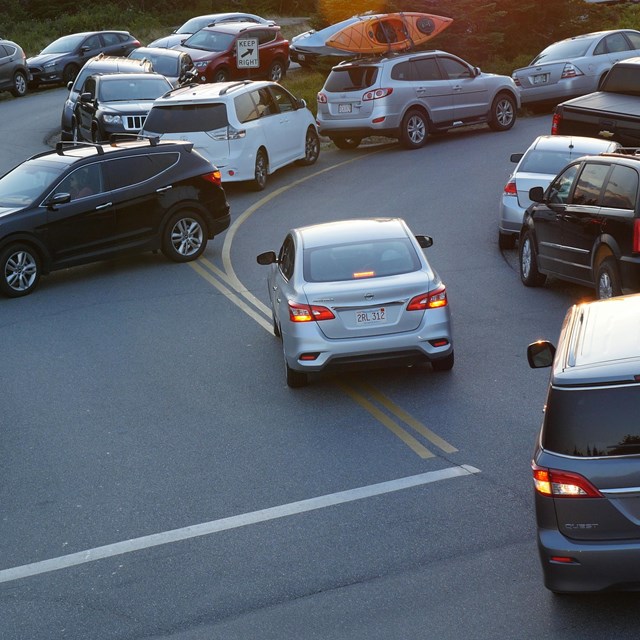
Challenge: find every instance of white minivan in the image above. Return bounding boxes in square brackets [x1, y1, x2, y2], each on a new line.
[142, 79, 320, 190]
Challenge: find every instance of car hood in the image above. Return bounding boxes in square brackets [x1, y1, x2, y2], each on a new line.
[100, 100, 157, 113]
[27, 52, 67, 65]
[148, 34, 190, 49]
[0, 206, 22, 219]
[173, 46, 223, 63]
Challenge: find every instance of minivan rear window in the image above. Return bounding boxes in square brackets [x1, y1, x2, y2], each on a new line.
[324, 66, 378, 92]
[143, 103, 229, 133]
[542, 384, 640, 457]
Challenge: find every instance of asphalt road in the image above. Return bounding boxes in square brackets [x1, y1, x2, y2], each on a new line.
[2, 89, 639, 639]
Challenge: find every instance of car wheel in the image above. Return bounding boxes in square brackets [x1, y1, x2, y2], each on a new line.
[284, 352, 308, 388]
[596, 257, 622, 299]
[489, 92, 516, 131]
[431, 351, 454, 372]
[212, 68, 229, 83]
[0, 243, 41, 298]
[400, 108, 428, 149]
[498, 230, 516, 250]
[268, 59, 286, 82]
[162, 211, 207, 262]
[519, 230, 546, 287]
[331, 136, 361, 150]
[251, 149, 268, 191]
[297, 127, 320, 166]
[10, 70, 28, 97]
[62, 64, 79, 85]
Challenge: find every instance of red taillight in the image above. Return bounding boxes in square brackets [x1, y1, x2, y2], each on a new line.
[202, 169, 222, 186]
[317, 92, 327, 104]
[504, 179, 517, 196]
[407, 286, 447, 311]
[532, 464, 602, 498]
[634, 219, 640, 253]
[551, 112, 561, 135]
[560, 63, 584, 80]
[363, 88, 393, 101]
[288, 301, 335, 322]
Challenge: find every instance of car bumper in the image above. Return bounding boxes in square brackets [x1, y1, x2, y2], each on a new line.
[518, 76, 597, 105]
[498, 195, 525, 235]
[282, 306, 453, 373]
[317, 108, 403, 139]
[538, 527, 640, 593]
[29, 69, 64, 84]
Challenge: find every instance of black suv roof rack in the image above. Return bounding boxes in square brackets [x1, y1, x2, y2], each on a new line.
[55, 141, 105, 156]
[108, 133, 160, 146]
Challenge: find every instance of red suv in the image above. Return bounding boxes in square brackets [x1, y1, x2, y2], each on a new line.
[175, 22, 289, 83]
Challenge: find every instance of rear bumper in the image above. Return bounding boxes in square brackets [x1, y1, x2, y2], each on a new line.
[499, 195, 525, 235]
[538, 527, 640, 593]
[517, 76, 596, 105]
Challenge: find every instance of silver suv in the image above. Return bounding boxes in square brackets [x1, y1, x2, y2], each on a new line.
[528, 293, 640, 593]
[316, 50, 520, 150]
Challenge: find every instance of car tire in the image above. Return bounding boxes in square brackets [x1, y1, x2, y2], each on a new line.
[519, 230, 546, 287]
[251, 149, 268, 191]
[267, 60, 286, 82]
[285, 355, 308, 388]
[212, 68, 229, 83]
[161, 211, 208, 262]
[62, 64, 79, 85]
[297, 127, 320, 166]
[10, 70, 28, 97]
[331, 136, 361, 150]
[489, 92, 516, 131]
[431, 351, 454, 372]
[0, 243, 41, 298]
[400, 108, 428, 149]
[596, 257, 622, 299]
[498, 230, 516, 250]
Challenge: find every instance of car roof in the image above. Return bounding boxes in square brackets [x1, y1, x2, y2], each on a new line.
[85, 55, 150, 70]
[528, 135, 620, 154]
[154, 79, 270, 103]
[130, 47, 184, 58]
[199, 21, 278, 35]
[94, 71, 168, 82]
[334, 49, 445, 68]
[554, 294, 640, 385]
[296, 218, 410, 248]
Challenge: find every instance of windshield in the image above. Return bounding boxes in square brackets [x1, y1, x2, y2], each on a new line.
[99, 77, 171, 101]
[181, 30, 235, 52]
[0, 160, 66, 208]
[41, 34, 85, 55]
[530, 39, 592, 65]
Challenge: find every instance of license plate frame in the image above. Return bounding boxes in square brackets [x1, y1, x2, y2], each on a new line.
[355, 307, 386, 325]
[338, 103, 352, 114]
[533, 73, 549, 85]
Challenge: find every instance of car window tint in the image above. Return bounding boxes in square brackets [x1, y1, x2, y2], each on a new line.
[304, 238, 421, 283]
[256, 29, 276, 45]
[278, 235, 295, 280]
[144, 103, 229, 133]
[84, 76, 97, 97]
[234, 91, 261, 122]
[389, 61, 414, 81]
[531, 39, 591, 64]
[572, 163, 610, 205]
[84, 35, 101, 52]
[438, 57, 471, 79]
[0, 44, 10, 57]
[104, 154, 176, 190]
[542, 385, 640, 457]
[601, 66, 640, 95]
[268, 84, 296, 112]
[520, 149, 575, 174]
[54, 163, 104, 201]
[625, 31, 640, 50]
[411, 58, 442, 81]
[252, 88, 276, 117]
[548, 164, 579, 204]
[102, 33, 121, 47]
[324, 66, 378, 91]
[601, 165, 638, 209]
[603, 33, 631, 54]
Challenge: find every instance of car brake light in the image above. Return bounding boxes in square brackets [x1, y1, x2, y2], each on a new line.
[504, 179, 517, 196]
[363, 88, 393, 101]
[407, 285, 447, 311]
[560, 63, 584, 80]
[551, 112, 561, 135]
[288, 301, 335, 322]
[532, 464, 602, 498]
[201, 169, 222, 185]
[634, 219, 640, 253]
[317, 92, 327, 104]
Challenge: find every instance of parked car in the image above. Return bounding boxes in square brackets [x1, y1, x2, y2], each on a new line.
[316, 50, 519, 150]
[0, 138, 230, 297]
[142, 79, 319, 190]
[128, 47, 195, 87]
[498, 135, 620, 249]
[174, 22, 289, 83]
[519, 148, 640, 299]
[512, 29, 640, 106]
[61, 54, 154, 141]
[148, 12, 276, 49]
[27, 31, 141, 87]
[0, 38, 30, 97]
[74, 72, 173, 143]
[527, 293, 640, 593]
[256, 217, 454, 387]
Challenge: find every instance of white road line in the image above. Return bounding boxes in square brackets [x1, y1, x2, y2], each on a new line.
[0, 465, 480, 585]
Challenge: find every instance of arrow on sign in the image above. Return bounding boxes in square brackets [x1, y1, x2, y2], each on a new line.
[241, 48, 255, 58]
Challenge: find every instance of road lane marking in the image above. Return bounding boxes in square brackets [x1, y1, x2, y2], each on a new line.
[0, 465, 480, 585]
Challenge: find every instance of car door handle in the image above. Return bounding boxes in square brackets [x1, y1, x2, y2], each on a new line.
[452, 85, 462, 91]
[95, 202, 112, 210]
[156, 185, 172, 193]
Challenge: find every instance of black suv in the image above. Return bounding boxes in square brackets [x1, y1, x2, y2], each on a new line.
[519, 149, 640, 299]
[0, 138, 230, 297]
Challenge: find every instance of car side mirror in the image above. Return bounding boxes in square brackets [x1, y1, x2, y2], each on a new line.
[510, 153, 523, 163]
[45, 192, 71, 209]
[415, 235, 433, 248]
[257, 250, 277, 265]
[529, 186, 545, 203]
[474, 66, 481, 77]
[527, 340, 556, 369]
[66, 81, 73, 91]
[297, 98, 307, 109]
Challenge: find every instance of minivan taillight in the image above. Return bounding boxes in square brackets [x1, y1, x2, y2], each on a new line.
[363, 88, 393, 101]
[288, 301, 335, 322]
[208, 126, 245, 141]
[532, 464, 603, 498]
[634, 219, 640, 253]
[201, 170, 222, 186]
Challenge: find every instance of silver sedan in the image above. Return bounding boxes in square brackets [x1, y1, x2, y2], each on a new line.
[256, 218, 454, 387]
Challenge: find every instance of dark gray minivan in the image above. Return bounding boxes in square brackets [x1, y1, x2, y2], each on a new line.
[528, 293, 640, 593]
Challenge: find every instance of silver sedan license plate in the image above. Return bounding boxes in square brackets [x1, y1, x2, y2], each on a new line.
[356, 308, 386, 324]
[533, 73, 549, 85]
[338, 103, 352, 113]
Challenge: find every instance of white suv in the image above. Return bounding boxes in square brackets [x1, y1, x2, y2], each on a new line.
[317, 50, 520, 150]
[142, 80, 320, 190]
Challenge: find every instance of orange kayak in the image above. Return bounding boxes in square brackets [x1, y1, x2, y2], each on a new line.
[325, 12, 453, 54]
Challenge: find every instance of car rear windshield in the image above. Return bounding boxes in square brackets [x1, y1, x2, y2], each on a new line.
[143, 103, 229, 133]
[530, 39, 592, 65]
[520, 149, 585, 175]
[542, 384, 640, 457]
[324, 66, 378, 92]
[601, 66, 640, 96]
[304, 238, 421, 283]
